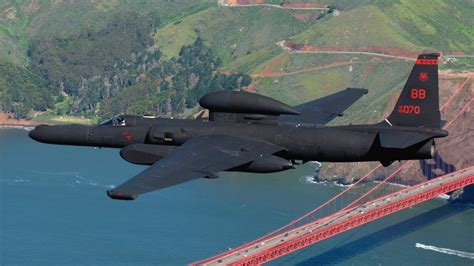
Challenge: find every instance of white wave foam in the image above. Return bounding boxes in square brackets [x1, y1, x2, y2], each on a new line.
[333, 181, 354, 188]
[0, 177, 31, 184]
[26, 170, 81, 176]
[300, 176, 325, 185]
[299, 176, 356, 189]
[416, 243, 474, 259]
[437, 194, 450, 200]
[25, 170, 115, 189]
[309, 161, 322, 167]
[74, 176, 115, 189]
[13, 177, 29, 183]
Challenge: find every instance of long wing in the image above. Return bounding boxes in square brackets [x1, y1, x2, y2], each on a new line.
[280, 88, 368, 126]
[107, 135, 285, 200]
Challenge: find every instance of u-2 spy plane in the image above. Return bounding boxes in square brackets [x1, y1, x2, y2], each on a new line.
[30, 53, 447, 200]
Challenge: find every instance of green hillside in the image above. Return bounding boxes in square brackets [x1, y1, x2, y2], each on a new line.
[291, 0, 474, 53]
[0, 60, 53, 118]
[253, 54, 413, 122]
[153, 6, 322, 64]
[0, 0, 214, 65]
[0, 0, 472, 122]
[293, 5, 416, 50]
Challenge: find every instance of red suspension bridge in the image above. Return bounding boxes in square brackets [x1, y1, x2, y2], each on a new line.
[192, 77, 473, 265]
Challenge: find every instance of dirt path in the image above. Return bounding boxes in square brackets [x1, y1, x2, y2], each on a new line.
[277, 41, 417, 61]
[288, 50, 416, 61]
[253, 60, 474, 79]
[250, 41, 474, 78]
[252, 60, 355, 78]
[290, 50, 474, 61]
[218, 0, 329, 10]
[279, 41, 474, 61]
[439, 71, 474, 79]
[445, 55, 474, 58]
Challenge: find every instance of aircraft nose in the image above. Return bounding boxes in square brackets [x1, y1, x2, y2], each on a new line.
[29, 125, 51, 143]
[29, 124, 91, 146]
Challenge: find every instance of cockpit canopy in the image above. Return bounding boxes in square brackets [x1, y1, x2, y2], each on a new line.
[99, 115, 159, 127]
[99, 115, 127, 126]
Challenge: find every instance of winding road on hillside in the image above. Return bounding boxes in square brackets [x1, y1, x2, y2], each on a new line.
[217, 0, 329, 10]
[251, 60, 355, 78]
[276, 40, 421, 61]
[218, 1, 473, 78]
[255, 41, 474, 78]
[279, 40, 474, 61]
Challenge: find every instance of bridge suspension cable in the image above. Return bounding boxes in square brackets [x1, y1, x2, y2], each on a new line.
[192, 77, 472, 265]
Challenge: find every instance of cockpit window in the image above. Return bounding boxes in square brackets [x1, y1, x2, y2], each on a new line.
[99, 115, 126, 126]
[99, 119, 111, 126]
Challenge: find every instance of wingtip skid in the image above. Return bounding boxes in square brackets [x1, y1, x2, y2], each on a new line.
[107, 190, 138, 200]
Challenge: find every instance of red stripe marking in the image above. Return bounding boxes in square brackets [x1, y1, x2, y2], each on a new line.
[416, 59, 438, 65]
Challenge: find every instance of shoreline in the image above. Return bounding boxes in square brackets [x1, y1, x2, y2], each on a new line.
[0, 112, 40, 129]
[0, 124, 35, 131]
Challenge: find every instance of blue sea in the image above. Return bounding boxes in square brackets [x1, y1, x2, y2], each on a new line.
[1, 128, 473, 265]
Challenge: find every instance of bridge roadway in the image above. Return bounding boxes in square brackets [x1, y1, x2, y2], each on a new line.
[201, 167, 474, 265]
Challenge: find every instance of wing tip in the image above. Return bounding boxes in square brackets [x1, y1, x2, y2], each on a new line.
[346, 87, 368, 94]
[107, 190, 138, 200]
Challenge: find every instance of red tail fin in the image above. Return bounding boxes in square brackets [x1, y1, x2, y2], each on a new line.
[386, 53, 441, 128]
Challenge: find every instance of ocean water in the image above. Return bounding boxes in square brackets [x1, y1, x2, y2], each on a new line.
[0, 128, 472, 265]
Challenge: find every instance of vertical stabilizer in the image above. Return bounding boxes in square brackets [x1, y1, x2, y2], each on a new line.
[386, 53, 441, 128]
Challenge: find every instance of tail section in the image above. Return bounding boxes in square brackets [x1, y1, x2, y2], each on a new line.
[386, 53, 441, 128]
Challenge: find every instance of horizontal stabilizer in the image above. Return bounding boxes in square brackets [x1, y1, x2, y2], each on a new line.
[378, 129, 447, 149]
[281, 88, 368, 126]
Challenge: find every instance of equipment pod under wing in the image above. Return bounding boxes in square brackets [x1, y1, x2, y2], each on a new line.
[199, 90, 300, 115]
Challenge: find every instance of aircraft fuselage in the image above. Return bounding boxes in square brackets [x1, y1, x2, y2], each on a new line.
[27, 53, 449, 200]
[29, 117, 443, 165]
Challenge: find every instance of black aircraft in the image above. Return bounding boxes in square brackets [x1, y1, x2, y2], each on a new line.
[29, 53, 447, 200]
